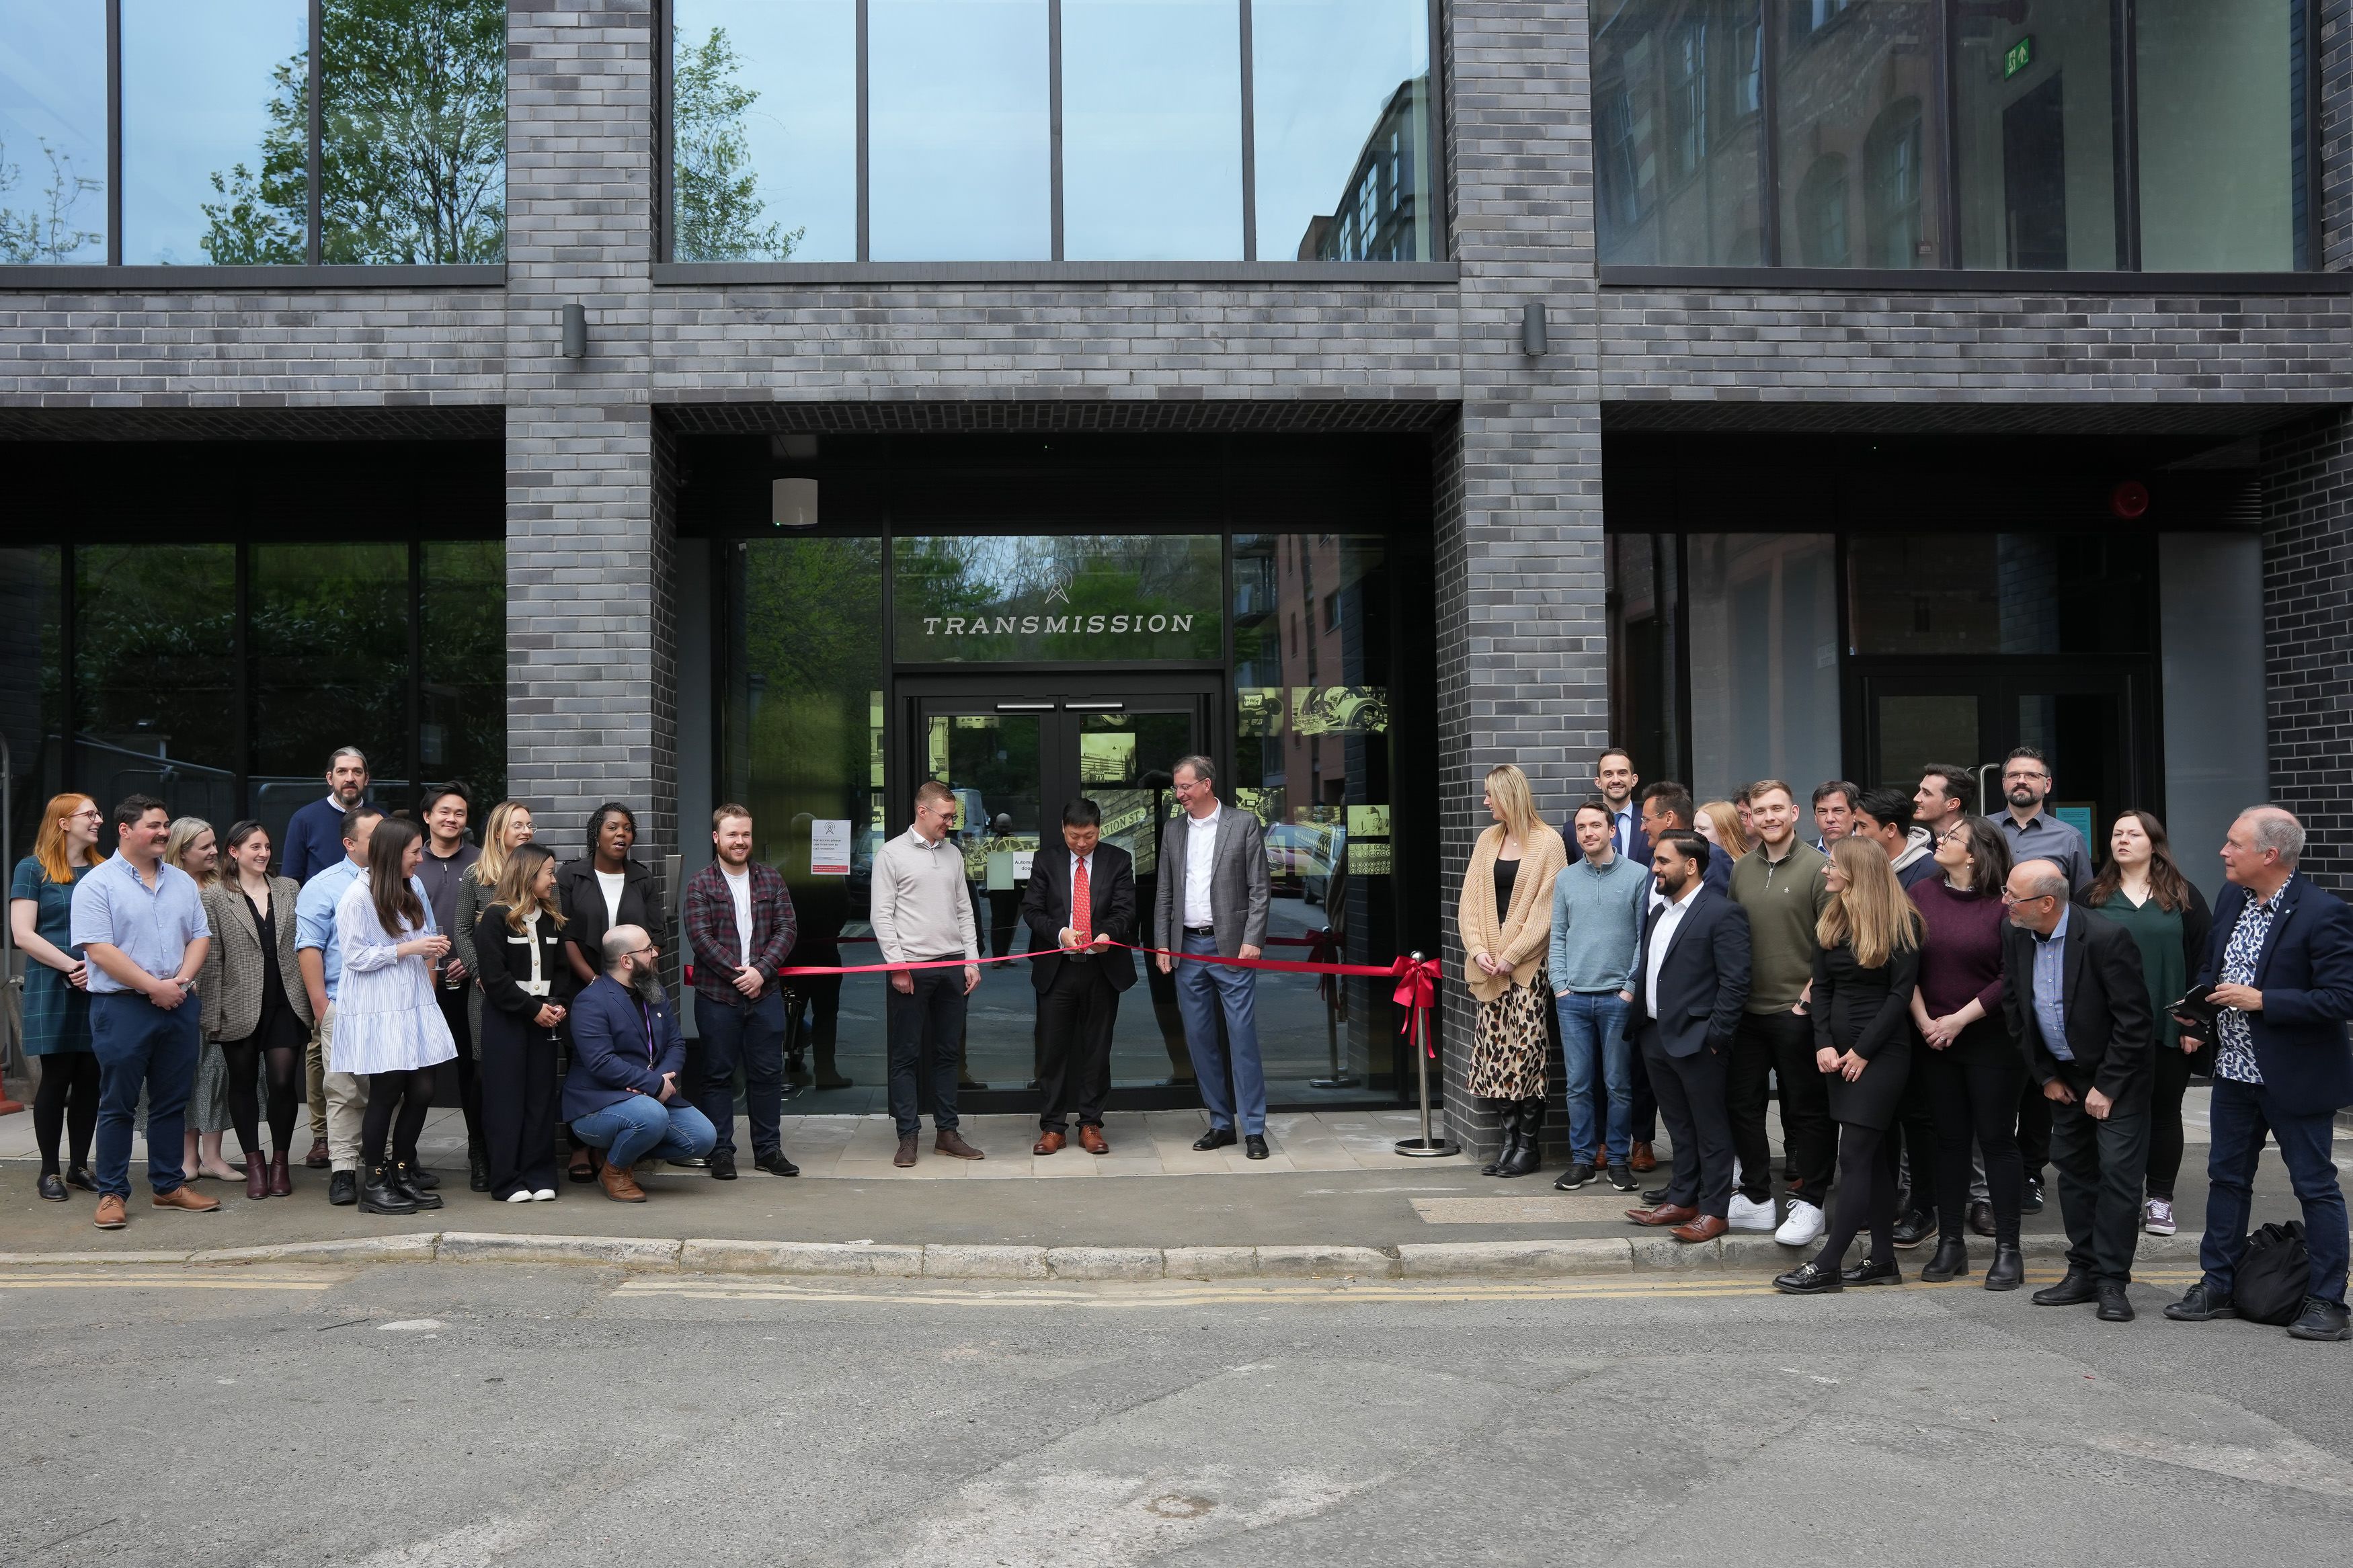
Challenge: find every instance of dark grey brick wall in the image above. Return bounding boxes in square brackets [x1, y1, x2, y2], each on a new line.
[2262, 409, 2353, 892]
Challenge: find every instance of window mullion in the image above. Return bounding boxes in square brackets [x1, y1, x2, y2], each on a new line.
[307, 0, 323, 265]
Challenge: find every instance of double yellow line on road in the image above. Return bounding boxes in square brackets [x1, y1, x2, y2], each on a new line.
[0, 1269, 340, 1292]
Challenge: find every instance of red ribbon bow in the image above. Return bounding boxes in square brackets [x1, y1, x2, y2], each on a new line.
[1390, 954, 1441, 1053]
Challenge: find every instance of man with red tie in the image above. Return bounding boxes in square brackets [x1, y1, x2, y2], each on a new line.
[1021, 798, 1138, 1155]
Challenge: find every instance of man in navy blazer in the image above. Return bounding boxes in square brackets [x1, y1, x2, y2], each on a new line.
[1622, 830, 1751, 1243]
[564, 925, 717, 1203]
[2165, 808, 2353, 1341]
[1021, 798, 1137, 1156]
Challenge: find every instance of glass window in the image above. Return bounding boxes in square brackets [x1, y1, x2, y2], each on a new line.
[320, 0, 506, 263]
[869, 0, 1051, 261]
[1775, 0, 1940, 267]
[1686, 534, 1839, 802]
[0, 1, 107, 263]
[1251, 0, 1431, 261]
[1607, 532, 1683, 784]
[422, 540, 506, 808]
[0, 546, 62, 854]
[122, 0, 310, 265]
[891, 535, 1224, 661]
[249, 544, 411, 839]
[1846, 533, 2153, 655]
[671, 0, 856, 261]
[2137, 0, 2306, 271]
[74, 544, 241, 825]
[1952, 0, 2119, 270]
[1593, 0, 1765, 266]
[1062, 0, 1242, 261]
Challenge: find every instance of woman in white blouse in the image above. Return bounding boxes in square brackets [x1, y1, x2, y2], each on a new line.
[473, 843, 572, 1202]
[331, 817, 457, 1216]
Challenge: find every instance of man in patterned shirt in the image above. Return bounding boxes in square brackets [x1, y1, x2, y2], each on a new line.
[2166, 807, 2353, 1342]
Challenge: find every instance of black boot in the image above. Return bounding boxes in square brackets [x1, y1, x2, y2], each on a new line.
[391, 1160, 444, 1211]
[1497, 1099, 1545, 1178]
[1480, 1102, 1519, 1178]
[1983, 1243, 2026, 1292]
[1920, 1237, 1972, 1282]
[469, 1147, 491, 1194]
[359, 1163, 418, 1216]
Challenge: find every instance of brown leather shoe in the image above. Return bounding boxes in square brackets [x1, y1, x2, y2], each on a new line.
[305, 1138, 330, 1169]
[893, 1134, 918, 1168]
[596, 1160, 647, 1202]
[1670, 1214, 1729, 1243]
[1033, 1130, 1066, 1155]
[1627, 1202, 1698, 1227]
[93, 1194, 126, 1230]
[1629, 1141, 1657, 1173]
[934, 1129, 985, 1161]
[152, 1185, 221, 1213]
[1077, 1124, 1110, 1155]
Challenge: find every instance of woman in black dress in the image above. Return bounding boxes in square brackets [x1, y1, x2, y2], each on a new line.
[473, 843, 573, 1203]
[1775, 835, 1922, 1294]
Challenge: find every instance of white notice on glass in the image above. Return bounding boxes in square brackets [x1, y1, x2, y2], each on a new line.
[809, 819, 852, 876]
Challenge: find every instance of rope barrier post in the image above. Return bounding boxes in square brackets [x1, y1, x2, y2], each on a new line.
[1308, 933, 1359, 1088]
[1394, 950, 1457, 1157]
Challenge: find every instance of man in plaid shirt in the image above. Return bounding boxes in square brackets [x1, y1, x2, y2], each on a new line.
[683, 804, 801, 1180]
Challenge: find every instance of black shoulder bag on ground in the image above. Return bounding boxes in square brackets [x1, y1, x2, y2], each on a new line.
[2234, 1221, 2311, 1325]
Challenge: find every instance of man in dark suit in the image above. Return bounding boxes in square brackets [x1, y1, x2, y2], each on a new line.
[1591, 748, 1646, 864]
[1022, 798, 1137, 1155]
[2001, 858, 2153, 1321]
[1622, 830, 1751, 1243]
[2166, 807, 2353, 1342]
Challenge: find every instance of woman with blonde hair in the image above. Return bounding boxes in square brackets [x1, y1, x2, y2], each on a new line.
[473, 842, 571, 1201]
[1775, 834, 1922, 1294]
[1695, 800, 1751, 861]
[165, 817, 246, 1185]
[10, 794, 106, 1198]
[450, 800, 534, 1191]
[1458, 764, 1569, 1179]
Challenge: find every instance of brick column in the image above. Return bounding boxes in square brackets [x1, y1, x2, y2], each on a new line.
[2262, 410, 2353, 892]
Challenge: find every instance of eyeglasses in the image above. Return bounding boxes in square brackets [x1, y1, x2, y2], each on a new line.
[1936, 827, 1970, 845]
[1999, 890, 2053, 906]
[68, 809, 102, 823]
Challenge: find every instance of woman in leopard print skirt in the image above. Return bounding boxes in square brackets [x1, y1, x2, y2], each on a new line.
[1458, 764, 1567, 1180]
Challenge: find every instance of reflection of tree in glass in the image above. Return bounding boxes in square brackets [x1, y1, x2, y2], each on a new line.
[743, 539, 881, 841]
[672, 26, 799, 261]
[74, 547, 239, 767]
[0, 136, 105, 262]
[201, 0, 505, 265]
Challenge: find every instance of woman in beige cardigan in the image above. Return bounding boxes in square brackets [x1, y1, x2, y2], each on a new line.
[1459, 764, 1568, 1179]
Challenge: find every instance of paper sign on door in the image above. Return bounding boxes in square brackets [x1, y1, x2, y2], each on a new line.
[809, 819, 852, 876]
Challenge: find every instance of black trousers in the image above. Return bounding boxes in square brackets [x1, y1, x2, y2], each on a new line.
[1814, 1121, 1901, 1269]
[1640, 1026, 1733, 1219]
[1921, 1027, 2024, 1247]
[478, 1007, 559, 1200]
[693, 989, 787, 1158]
[2048, 1087, 2151, 1285]
[2145, 1040, 2199, 1200]
[1728, 1009, 1835, 1206]
[1627, 1038, 1657, 1145]
[1037, 960, 1119, 1130]
[1894, 1068, 1939, 1214]
[886, 965, 967, 1137]
[434, 982, 483, 1155]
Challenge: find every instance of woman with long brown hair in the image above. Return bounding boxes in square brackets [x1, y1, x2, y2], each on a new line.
[2081, 809, 2211, 1239]
[331, 817, 456, 1216]
[1459, 764, 1568, 1179]
[10, 794, 105, 1199]
[473, 842, 571, 1202]
[1775, 835, 1922, 1294]
[199, 821, 312, 1199]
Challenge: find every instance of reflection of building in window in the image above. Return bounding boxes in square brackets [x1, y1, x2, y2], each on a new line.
[1591, 0, 1765, 268]
[1867, 97, 1925, 265]
[1798, 154, 1849, 265]
[1296, 78, 1427, 261]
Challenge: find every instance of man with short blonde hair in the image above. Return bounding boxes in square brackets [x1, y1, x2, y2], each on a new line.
[872, 780, 984, 1168]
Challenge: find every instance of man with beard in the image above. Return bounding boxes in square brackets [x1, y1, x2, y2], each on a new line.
[563, 924, 717, 1202]
[1995, 747, 2091, 895]
[282, 747, 373, 885]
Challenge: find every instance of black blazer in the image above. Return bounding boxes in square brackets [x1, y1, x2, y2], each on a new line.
[1021, 842, 1138, 992]
[472, 901, 575, 1020]
[2188, 874, 2353, 1117]
[556, 857, 658, 980]
[2001, 905, 2153, 1102]
[1627, 884, 1751, 1058]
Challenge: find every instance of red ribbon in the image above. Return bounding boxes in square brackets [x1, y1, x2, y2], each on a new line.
[1390, 954, 1442, 1056]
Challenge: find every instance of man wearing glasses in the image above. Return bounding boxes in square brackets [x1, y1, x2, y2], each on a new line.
[563, 925, 717, 1202]
[1995, 748, 2090, 895]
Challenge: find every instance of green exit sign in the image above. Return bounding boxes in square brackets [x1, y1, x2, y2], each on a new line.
[2004, 35, 2034, 78]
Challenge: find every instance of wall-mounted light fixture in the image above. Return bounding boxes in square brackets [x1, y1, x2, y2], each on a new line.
[771, 477, 820, 528]
[560, 302, 587, 360]
[1521, 300, 1548, 356]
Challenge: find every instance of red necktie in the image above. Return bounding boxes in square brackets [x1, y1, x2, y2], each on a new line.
[1072, 856, 1092, 943]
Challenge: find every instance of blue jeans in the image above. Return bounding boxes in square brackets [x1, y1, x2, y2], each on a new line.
[1175, 932, 1265, 1135]
[2198, 1076, 2350, 1306]
[1556, 991, 1632, 1163]
[90, 991, 201, 1200]
[571, 1096, 717, 1171]
[693, 989, 787, 1159]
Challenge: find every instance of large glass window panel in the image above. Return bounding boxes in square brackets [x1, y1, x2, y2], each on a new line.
[671, 0, 856, 261]
[1686, 534, 1839, 803]
[1591, 0, 1766, 266]
[1952, 0, 2118, 270]
[122, 0, 310, 265]
[249, 543, 410, 840]
[74, 545, 240, 825]
[869, 0, 1050, 261]
[892, 534, 1224, 661]
[0, 2, 108, 263]
[1251, 0, 1432, 261]
[2137, 0, 2305, 271]
[422, 540, 506, 808]
[1846, 533, 2152, 655]
[1062, 0, 1242, 260]
[1775, 0, 1940, 267]
[0, 546, 61, 856]
[1607, 532, 1684, 784]
[319, 0, 506, 263]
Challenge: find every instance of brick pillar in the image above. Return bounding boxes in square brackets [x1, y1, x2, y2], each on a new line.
[2262, 409, 2353, 892]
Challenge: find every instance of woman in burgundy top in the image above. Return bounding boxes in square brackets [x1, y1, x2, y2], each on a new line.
[1907, 815, 2024, 1291]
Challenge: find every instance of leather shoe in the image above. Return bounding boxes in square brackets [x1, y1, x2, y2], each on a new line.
[305, 1138, 330, 1169]
[2032, 1268, 2100, 1307]
[1967, 1200, 1996, 1237]
[1193, 1126, 1237, 1152]
[1841, 1257, 1903, 1286]
[754, 1150, 800, 1177]
[2164, 1281, 2236, 1322]
[1919, 1237, 1971, 1282]
[93, 1194, 126, 1229]
[407, 1165, 441, 1191]
[1773, 1260, 1841, 1294]
[2021, 1175, 2044, 1213]
[1983, 1243, 2025, 1292]
[893, 1134, 918, 1169]
[597, 1160, 647, 1202]
[1628, 1202, 1698, 1227]
[935, 1129, 985, 1160]
[1033, 1130, 1066, 1156]
[65, 1165, 97, 1193]
[709, 1152, 739, 1180]
[1078, 1124, 1109, 1155]
[1670, 1214, 1729, 1243]
[1244, 1134, 1270, 1160]
[1628, 1141, 1657, 1173]
[36, 1172, 66, 1202]
[1892, 1207, 1937, 1249]
[151, 1185, 221, 1213]
[1642, 1184, 1673, 1205]
[329, 1170, 357, 1206]
[2286, 1296, 2352, 1342]
[2096, 1283, 2135, 1323]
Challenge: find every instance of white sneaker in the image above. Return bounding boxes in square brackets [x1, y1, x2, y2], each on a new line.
[1728, 1192, 1778, 1233]
[530, 1188, 556, 1201]
[2144, 1196, 2177, 1236]
[1775, 1198, 1826, 1247]
[504, 1190, 532, 1204]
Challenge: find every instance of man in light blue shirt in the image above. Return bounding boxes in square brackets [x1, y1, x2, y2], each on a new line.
[1548, 800, 1650, 1192]
[69, 795, 214, 1228]
[2030, 905, 2076, 1064]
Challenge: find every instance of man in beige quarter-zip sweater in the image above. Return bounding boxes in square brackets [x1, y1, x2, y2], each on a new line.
[871, 780, 986, 1169]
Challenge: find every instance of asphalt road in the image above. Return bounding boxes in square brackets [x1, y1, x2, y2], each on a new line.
[5, 1257, 2348, 1567]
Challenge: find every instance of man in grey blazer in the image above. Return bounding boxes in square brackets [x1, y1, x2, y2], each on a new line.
[1153, 756, 1274, 1157]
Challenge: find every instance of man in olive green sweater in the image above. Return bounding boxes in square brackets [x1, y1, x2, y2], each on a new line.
[1725, 781, 1836, 1245]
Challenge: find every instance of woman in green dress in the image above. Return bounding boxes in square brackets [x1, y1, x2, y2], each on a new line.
[2079, 809, 2210, 1241]
[8, 793, 105, 1200]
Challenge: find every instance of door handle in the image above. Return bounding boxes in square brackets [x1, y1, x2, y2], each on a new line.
[1063, 702, 1127, 712]
[994, 702, 1055, 712]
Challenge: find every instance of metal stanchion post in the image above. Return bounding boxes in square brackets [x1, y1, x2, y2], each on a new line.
[1308, 962, 1359, 1089]
[1394, 951, 1457, 1157]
